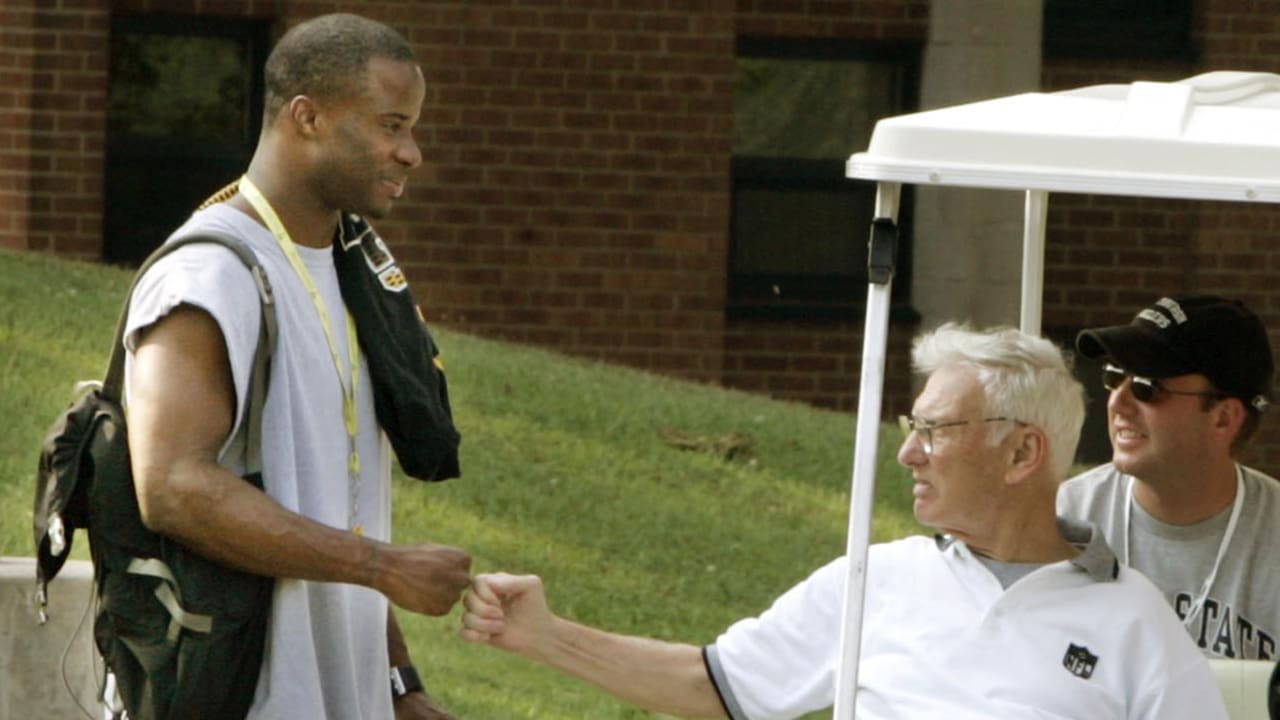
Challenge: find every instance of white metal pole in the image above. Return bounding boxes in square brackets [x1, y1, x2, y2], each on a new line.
[1020, 190, 1049, 335]
[833, 181, 900, 720]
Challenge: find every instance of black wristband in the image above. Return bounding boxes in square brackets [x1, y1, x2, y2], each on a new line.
[390, 665, 424, 699]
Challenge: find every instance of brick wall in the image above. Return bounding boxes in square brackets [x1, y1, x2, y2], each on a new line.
[405, 0, 927, 406]
[1042, 0, 1280, 471]
[11, 0, 1280, 471]
[723, 316, 918, 416]
[0, 1, 35, 252]
[3, 0, 282, 258]
[33, 2, 110, 258]
[401, 0, 737, 383]
[2, 0, 924, 422]
[736, 0, 928, 39]
[2, 0, 924, 419]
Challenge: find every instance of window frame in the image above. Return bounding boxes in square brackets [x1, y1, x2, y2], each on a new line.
[104, 13, 271, 265]
[728, 37, 922, 321]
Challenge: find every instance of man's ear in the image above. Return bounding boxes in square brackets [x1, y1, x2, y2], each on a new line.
[1006, 424, 1046, 486]
[1211, 397, 1247, 445]
[286, 95, 320, 136]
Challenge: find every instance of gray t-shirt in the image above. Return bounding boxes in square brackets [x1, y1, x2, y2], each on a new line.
[1058, 463, 1280, 660]
[125, 204, 395, 718]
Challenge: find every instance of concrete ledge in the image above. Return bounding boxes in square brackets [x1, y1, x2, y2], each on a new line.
[1, 557, 100, 718]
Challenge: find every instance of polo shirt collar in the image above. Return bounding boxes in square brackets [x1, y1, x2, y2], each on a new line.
[933, 517, 1119, 583]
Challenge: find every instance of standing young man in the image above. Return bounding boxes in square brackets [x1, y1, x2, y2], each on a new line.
[1059, 295, 1280, 660]
[462, 325, 1225, 719]
[125, 14, 470, 718]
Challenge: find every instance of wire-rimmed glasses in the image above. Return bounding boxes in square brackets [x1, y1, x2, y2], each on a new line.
[898, 415, 1024, 455]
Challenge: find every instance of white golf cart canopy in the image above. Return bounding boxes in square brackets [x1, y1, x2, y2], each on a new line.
[831, 71, 1280, 719]
[851, 70, 1280, 202]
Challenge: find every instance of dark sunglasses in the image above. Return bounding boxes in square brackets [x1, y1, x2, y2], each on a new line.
[1102, 363, 1224, 404]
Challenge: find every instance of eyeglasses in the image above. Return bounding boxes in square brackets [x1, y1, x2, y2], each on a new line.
[898, 415, 1024, 456]
[1101, 363, 1224, 404]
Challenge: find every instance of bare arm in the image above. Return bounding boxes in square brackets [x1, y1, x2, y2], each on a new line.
[388, 609, 456, 720]
[460, 573, 726, 718]
[127, 304, 470, 616]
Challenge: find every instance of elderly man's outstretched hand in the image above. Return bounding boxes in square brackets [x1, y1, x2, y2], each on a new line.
[459, 573, 553, 658]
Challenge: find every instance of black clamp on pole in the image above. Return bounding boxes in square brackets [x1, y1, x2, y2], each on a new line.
[867, 218, 898, 286]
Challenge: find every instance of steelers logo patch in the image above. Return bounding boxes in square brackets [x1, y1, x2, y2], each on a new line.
[378, 266, 408, 292]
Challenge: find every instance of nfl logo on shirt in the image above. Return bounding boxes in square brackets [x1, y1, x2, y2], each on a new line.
[1062, 643, 1098, 679]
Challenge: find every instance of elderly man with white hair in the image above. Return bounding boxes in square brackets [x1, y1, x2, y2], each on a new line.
[461, 324, 1226, 719]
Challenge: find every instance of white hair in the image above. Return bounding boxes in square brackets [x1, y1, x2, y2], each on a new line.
[911, 322, 1085, 479]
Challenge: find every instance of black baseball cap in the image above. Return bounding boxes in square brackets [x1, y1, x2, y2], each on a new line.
[1076, 295, 1274, 412]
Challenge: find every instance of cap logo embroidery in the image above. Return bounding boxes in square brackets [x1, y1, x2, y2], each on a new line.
[1155, 297, 1188, 324]
[1062, 643, 1098, 679]
[1137, 308, 1172, 328]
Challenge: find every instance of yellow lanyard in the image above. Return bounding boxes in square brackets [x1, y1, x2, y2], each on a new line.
[238, 176, 365, 534]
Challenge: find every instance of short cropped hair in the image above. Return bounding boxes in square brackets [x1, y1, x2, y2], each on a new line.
[912, 323, 1086, 479]
[263, 13, 416, 123]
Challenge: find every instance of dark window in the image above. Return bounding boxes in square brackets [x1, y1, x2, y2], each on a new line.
[105, 14, 269, 265]
[1043, 0, 1196, 61]
[730, 38, 919, 319]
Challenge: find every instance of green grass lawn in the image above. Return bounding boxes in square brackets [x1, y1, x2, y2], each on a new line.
[1, 247, 926, 719]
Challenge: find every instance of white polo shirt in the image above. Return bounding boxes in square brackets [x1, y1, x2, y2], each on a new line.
[705, 522, 1226, 720]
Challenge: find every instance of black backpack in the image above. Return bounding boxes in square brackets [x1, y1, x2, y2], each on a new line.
[33, 232, 277, 720]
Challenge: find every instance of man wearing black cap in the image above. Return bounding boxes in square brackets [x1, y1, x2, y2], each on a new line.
[1058, 295, 1280, 661]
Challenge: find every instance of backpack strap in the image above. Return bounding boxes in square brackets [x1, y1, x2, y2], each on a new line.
[101, 232, 277, 475]
[125, 557, 214, 641]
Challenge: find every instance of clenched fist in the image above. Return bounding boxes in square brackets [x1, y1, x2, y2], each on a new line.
[374, 542, 472, 616]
